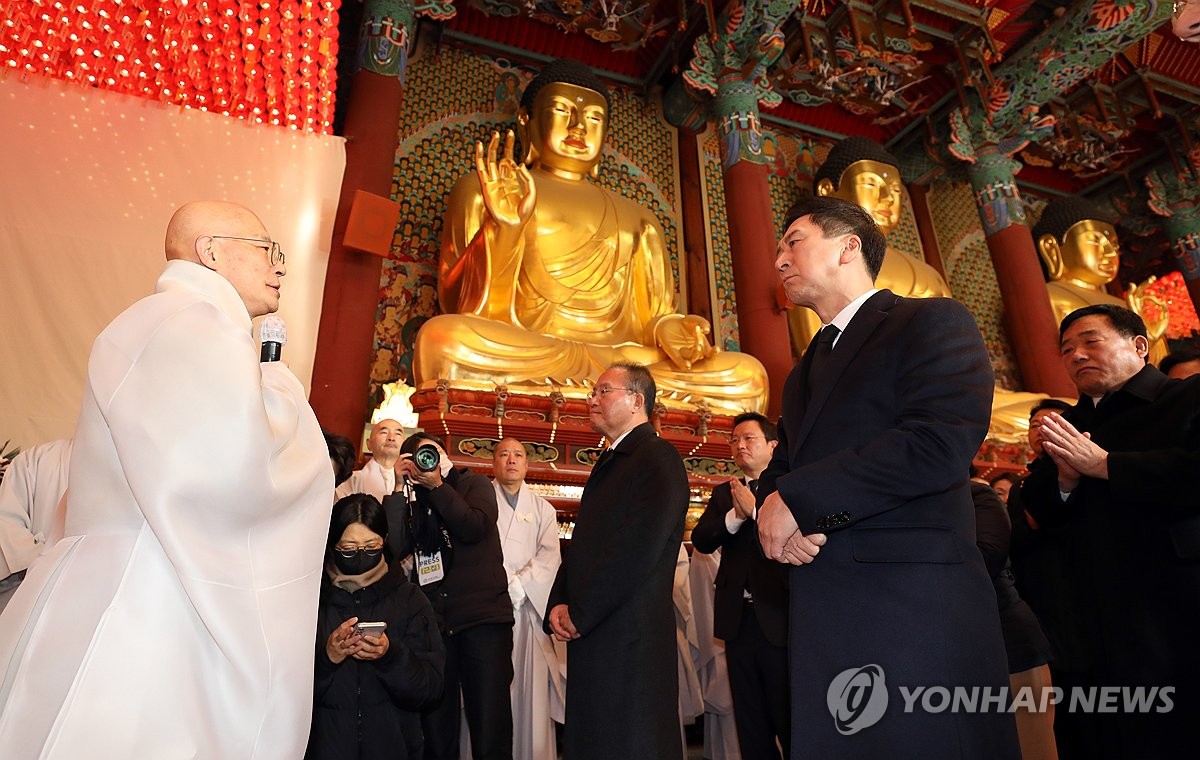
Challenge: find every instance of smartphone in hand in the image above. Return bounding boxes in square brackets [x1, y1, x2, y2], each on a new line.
[354, 621, 387, 637]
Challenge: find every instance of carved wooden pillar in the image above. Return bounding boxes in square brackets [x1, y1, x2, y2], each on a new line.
[310, 0, 415, 440]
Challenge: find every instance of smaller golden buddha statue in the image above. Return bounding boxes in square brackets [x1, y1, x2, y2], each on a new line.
[413, 59, 768, 413]
[1033, 197, 1168, 363]
[790, 137, 951, 353]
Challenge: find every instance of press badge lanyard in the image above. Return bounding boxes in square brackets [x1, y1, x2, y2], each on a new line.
[416, 550, 444, 585]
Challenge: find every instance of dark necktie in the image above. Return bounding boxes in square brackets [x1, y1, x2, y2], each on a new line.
[594, 448, 614, 469]
[806, 324, 841, 401]
[745, 478, 761, 600]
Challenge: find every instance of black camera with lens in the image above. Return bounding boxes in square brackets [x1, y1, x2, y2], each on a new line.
[412, 442, 441, 473]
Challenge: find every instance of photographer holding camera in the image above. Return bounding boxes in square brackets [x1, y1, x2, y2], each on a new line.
[383, 433, 514, 760]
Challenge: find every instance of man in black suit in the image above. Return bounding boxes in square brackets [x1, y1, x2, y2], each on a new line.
[758, 196, 1018, 758]
[546, 363, 690, 760]
[692, 412, 790, 759]
[1021, 304, 1200, 757]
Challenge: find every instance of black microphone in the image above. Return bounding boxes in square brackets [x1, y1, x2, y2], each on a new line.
[260, 315, 287, 362]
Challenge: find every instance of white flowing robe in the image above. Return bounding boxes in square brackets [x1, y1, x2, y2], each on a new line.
[0, 261, 333, 759]
[674, 544, 704, 740]
[488, 480, 564, 760]
[688, 548, 741, 760]
[0, 439, 72, 612]
[334, 457, 395, 502]
[0, 439, 72, 579]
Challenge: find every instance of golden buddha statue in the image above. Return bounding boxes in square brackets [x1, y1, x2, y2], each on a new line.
[1033, 197, 1168, 364]
[788, 137, 952, 353]
[412, 59, 768, 414]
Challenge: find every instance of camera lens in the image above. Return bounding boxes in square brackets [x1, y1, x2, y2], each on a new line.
[413, 443, 441, 472]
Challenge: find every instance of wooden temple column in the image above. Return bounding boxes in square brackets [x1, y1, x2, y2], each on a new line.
[666, 72, 792, 416]
[668, 0, 797, 417]
[676, 129, 714, 328]
[712, 80, 793, 416]
[907, 185, 949, 282]
[963, 149, 1075, 397]
[309, 0, 415, 441]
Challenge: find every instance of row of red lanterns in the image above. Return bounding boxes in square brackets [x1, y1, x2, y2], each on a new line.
[1152, 270, 1200, 338]
[0, 0, 342, 132]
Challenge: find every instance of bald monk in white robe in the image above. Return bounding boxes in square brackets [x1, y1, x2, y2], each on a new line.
[463, 438, 564, 759]
[0, 201, 332, 758]
[335, 418, 405, 501]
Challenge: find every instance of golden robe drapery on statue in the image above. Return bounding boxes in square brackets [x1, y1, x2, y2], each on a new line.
[412, 59, 768, 414]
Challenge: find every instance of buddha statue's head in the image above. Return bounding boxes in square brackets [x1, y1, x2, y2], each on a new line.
[814, 137, 905, 236]
[518, 59, 612, 178]
[1032, 197, 1121, 288]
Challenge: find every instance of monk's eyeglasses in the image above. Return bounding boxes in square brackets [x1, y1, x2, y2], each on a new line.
[210, 235, 285, 267]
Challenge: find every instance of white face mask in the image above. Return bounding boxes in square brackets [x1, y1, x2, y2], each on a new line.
[439, 453, 453, 477]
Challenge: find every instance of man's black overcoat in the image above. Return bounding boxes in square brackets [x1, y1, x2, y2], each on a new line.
[546, 421, 689, 760]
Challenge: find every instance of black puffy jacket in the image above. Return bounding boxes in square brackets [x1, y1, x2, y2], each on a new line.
[306, 564, 445, 760]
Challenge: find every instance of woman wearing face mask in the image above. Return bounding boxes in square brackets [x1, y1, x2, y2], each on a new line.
[306, 494, 445, 760]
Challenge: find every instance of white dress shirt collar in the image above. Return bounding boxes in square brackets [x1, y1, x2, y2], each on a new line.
[606, 427, 636, 451]
[824, 288, 879, 348]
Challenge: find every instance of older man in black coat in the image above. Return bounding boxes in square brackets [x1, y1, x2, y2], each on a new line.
[1022, 304, 1200, 758]
[758, 196, 1018, 759]
[546, 363, 690, 760]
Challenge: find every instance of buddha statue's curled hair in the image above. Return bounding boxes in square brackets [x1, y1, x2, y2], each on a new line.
[1031, 196, 1112, 245]
[519, 58, 612, 115]
[813, 136, 903, 191]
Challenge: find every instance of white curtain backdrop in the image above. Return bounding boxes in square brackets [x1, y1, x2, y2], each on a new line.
[0, 74, 346, 449]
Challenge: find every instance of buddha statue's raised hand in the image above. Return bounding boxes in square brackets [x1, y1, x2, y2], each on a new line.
[476, 130, 536, 231]
[1127, 276, 1169, 344]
